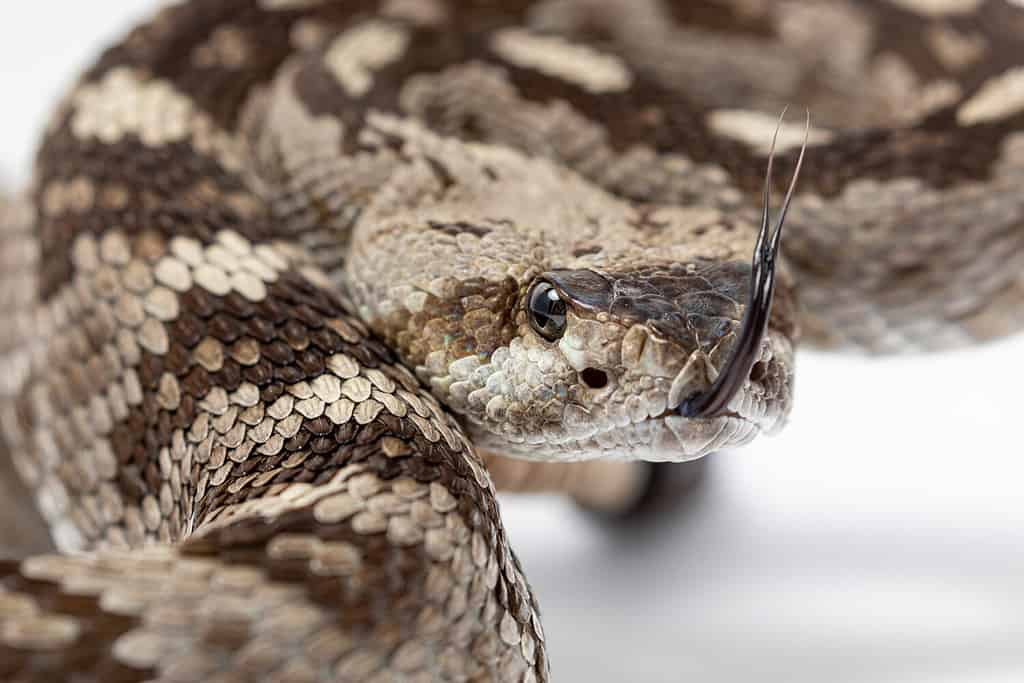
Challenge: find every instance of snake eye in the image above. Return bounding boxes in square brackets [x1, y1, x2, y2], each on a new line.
[527, 282, 567, 341]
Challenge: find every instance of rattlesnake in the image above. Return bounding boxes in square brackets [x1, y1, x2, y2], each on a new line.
[1, 0, 1023, 680]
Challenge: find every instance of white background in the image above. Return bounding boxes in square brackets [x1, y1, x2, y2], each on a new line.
[2, 3, 1022, 682]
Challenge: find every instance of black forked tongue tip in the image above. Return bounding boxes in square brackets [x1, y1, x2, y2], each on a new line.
[679, 109, 809, 419]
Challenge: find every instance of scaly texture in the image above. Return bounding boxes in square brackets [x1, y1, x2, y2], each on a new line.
[1, 0, 1023, 680]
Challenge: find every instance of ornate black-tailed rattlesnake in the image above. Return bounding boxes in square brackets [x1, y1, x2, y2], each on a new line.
[1, 0, 1023, 680]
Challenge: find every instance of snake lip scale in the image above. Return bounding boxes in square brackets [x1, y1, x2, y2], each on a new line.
[535, 328, 793, 464]
[1, 0, 1023, 680]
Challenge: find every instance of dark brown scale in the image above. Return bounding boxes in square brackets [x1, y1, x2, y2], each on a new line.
[117, 466, 148, 502]
[256, 297, 290, 325]
[111, 420, 140, 467]
[354, 418, 392, 446]
[235, 457, 262, 478]
[290, 468, 319, 486]
[266, 274, 306, 305]
[259, 382, 285, 404]
[244, 316, 278, 343]
[309, 437, 336, 455]
[306, 328, 341, 354]
[281, 319, 312, 350]
[164, 343, 193, 376]
[221, 292, 257, 319]
[295, 349, 326, 377]
[241, 359, 275, 387]
[261, 340, 295, 366]
[292, 303, 325, 329]
[284, 431, 311, 453]
[332, 422, 360, 447]
[306, 288, 350, 319]
[169, 313, 206, 348]
[207, 313, 244, 343]
[180, 366, 212, 399]
[156, 410, 175, 445]
[272, 364, 305, 385]
[348, 338, 391, 368]
[137, 355, 165, 390]
[180, 288, 218, 319]
[267, 469, 299, 486]
[212, 362, 243, 392]
[143, 462, 163, 493]
[374, 458, 410, 482]
[297, 451, 324, 468]
[407, 460, 444, 483]
[175, 395, 197, 429]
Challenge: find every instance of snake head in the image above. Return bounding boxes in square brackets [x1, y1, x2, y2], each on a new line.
[457, 114, 807, 462]
[482, 257, 799, 462]
[353, 221, 799, 464]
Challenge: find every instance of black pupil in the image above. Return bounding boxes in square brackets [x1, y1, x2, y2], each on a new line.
[529, 284, 567, 340]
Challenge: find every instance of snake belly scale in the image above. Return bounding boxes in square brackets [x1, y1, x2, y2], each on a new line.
[1, 0, 1023, 680]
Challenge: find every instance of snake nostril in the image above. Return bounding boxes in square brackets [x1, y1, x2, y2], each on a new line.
[580, 368, 609, 389]
[750, 361, 768, 383]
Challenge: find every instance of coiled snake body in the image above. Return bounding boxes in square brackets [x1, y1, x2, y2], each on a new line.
[1, 1, 1023, 680]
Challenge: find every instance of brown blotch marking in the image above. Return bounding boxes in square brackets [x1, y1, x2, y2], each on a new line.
[83, 0, 535, 134]
[854, 0, 1024, 89]
[571, 246, 602, 258]
[662, 0, 777, 39]
[34, 134, 271, 300]
[136, 265, 412, 524]
[291, 18, 468, 155]
[385, 275, 520, 371]
[84, 0, 383, 130]
[427, 220, 492, 238]
[664, 0, 1024, 98]
[288, 5, 562, 156]
[423, 155, 457, 190]
[480, 25, 1024, 199]
[99, 264, 360, 524]
[603, 1, 1024, 199]
[762, 116, 1023, 199]
[630, 206, 672, 234]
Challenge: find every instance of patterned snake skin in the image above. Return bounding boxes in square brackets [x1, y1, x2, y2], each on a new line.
[2, 0, 1024, 680]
